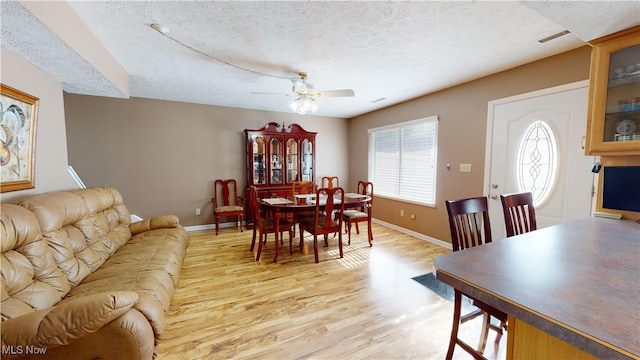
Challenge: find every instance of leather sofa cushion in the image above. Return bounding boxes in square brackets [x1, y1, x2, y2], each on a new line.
[130, 215, 180, 235]
[18, 192, 108, 287]
[39, 291, 138, 346]
[18, 187, 132, 287]
[74, 187, 132, 254]
[1, 291, 138, 347]
[61, 227, 189, 337]
[1, 205, 70, 320]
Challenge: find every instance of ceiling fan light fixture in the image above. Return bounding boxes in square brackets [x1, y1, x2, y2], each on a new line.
[288, 94, 318, 115]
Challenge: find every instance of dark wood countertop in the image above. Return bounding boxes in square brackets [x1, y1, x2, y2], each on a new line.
[434, 217, 640, 359]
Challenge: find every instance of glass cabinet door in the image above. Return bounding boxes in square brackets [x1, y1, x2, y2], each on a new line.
[270, 138, 283, 184]
[286, 138, 299, 183]
[301, 138, 313, 182]
[252, 136, 266, 185]
[586, 27, 640, 155]
[604, 44, 640, 143]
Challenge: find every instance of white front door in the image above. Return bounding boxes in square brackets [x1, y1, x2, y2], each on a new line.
[484, 80, 595, 240]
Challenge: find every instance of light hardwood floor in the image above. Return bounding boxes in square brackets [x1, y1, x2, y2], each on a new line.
[156, 223, 507, 359]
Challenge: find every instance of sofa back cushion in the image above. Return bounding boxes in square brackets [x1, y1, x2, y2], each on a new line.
[1, 204, 71, 320]
[18, 191, 107, 287]
[74, 187, 132, 255]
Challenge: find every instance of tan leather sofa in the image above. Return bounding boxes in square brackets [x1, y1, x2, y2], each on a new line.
[1, 187, 190, 360]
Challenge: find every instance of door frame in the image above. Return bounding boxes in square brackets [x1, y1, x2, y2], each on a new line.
[483, 79, 591, 201]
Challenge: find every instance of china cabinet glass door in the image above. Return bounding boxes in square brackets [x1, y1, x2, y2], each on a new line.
[252, 136, 266, 185]
[301, 138, 313, 182]
[586, 26, 640, 155]
[286, 138, 299, 183]
[270, 138, 283, 184]
[604, 44, 640, 143]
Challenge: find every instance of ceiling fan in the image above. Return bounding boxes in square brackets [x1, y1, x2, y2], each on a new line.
[254, 72, 355, 114]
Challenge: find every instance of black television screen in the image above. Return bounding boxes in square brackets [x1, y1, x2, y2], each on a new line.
[602, 166, 640, 212]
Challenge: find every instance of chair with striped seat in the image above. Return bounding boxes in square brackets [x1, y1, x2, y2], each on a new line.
[341, 181, 373, 246]
[212, 179, 244, 235]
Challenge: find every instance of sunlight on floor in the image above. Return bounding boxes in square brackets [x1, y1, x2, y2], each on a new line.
[334, 245, 371, 268]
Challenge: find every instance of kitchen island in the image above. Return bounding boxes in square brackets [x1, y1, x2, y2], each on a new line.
[434, 217, 639, 359]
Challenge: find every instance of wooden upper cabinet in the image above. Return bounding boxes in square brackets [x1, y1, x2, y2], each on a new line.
[585, 25, 640, 156]
[244, 122, 316, 196]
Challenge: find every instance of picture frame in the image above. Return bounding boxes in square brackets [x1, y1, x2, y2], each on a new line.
[1, 84, 39, 192]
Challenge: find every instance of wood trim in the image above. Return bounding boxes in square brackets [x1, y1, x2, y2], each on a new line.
[588, 25, 640, 46]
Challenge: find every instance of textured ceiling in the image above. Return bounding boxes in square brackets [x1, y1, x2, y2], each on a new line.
[2, 1, 639, 118]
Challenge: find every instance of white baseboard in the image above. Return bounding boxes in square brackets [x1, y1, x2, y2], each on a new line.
[184, 222, 237, 232]
[372, 218, 452, 250]
[184, 224, 216, 232]
[185, 219, 452, 250]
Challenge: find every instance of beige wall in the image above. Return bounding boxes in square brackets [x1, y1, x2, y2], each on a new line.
[0, 48, 77, 204]
[64, 95, 348, 226]
[348, 46, 593, 242]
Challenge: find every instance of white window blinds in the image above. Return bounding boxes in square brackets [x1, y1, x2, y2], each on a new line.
[368, 116, 438, 206]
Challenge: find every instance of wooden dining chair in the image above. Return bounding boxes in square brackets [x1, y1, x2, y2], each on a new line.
[298, 187, 345, 263]
[291, 180, 317, 231]
[212, 179, 244, 235]
[321, 176, 339, 188]
[320, 176, 340, 236]
[341, 181, 373, 246]
[248, 186, 293, 261]
[292, 180, 316, 196]
[500, 192, 537, 237]
[445, 196, 508, 360]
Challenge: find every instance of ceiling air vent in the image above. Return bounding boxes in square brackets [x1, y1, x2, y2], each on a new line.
[538, 30, 571, 43]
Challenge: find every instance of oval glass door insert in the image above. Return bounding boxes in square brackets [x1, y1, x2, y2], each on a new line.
[515, 120, 559, 207]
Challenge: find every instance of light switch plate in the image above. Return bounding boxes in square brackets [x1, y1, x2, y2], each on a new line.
[459, 163, 472, 173]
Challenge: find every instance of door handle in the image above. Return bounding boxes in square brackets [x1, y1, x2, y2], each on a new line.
[491, 184, 499, 189]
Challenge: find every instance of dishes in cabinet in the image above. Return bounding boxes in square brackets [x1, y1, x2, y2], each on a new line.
[618, 97, 640, 112]
[615, 119, 636, 136]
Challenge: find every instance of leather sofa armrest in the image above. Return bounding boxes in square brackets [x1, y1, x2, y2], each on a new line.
[1, 291, 138, 348]
[130, 215, 180, 235]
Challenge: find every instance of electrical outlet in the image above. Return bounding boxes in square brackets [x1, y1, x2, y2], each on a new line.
[195, 208, 201, 215]
[410, 214, 416, 220]
[459, 163, 472, 173]
[400, 210, 405, 217]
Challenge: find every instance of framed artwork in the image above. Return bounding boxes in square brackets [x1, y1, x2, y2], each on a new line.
[1, 84, 39, 192]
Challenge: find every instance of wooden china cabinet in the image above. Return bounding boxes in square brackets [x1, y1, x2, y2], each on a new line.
[244, 122, 316, 201]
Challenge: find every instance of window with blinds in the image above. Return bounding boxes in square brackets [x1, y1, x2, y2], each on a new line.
[368, 116, 438, 206]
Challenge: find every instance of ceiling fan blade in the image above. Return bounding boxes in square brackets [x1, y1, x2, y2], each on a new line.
[280, 98, 297, 108]
[251, 91, 293, 96]
[316, 89, 355, 97]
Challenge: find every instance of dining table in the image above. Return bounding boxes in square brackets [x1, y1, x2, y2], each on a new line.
[259, 193, 372, 262]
